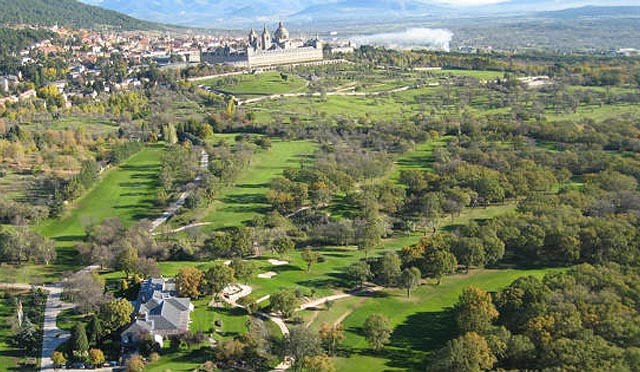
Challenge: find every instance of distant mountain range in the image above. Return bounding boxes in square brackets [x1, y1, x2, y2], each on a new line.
[79, 0, 640, 28]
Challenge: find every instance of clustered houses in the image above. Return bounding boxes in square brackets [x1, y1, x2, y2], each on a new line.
[0, 23, 353, 108]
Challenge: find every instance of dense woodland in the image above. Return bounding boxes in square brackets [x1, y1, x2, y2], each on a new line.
[1, 45, 640, 371]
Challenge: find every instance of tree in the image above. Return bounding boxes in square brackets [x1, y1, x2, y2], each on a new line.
[379, 251, 401, 287]
[126, 354, 145, 372]
[162, 123, 178, 145]
[453, 237, 485, 273]
[346, 260, 371, 288]
[88, 349, 105, 368]
[287, 325, 322, 371]
[424, 248, 457, 285]
[319, 322, 345, 356]
[52, 351, 67, 369]
[419, 192, 443, 233]
[272, 236, 295, 256]
[71, 323, 89, 357]
[176, 266, 204, 299]
[203, 263, 236, 299]
[230, 227, 254, 257]
[13, 317, 39, 356]
[356, 211, 385, 256]
[301, 247, 320, 273]
[63, 271, 110, 314]
[270, 288, 299, 319]
[98, 298, 134, 336]
[454, 287, 499, 334]
[86, 315, 103, 346]
[429, 332, 496, 372]
[304, 354, 335, 372]
[230, 259, 257, 284]
[400, 267, 421, 297]
[363, 314, 392, 352]
[117, 246, 139, 278]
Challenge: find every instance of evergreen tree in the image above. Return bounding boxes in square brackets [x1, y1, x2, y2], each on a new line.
[72, 323, 89, 356]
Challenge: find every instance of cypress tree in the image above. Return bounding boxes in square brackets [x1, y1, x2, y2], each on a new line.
[72, 323, 89, 355]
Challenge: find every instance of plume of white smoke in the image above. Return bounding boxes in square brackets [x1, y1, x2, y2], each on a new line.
[354, 28, 454, 51]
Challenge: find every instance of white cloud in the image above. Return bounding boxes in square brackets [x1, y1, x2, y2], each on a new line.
[354, 28, 454, 51]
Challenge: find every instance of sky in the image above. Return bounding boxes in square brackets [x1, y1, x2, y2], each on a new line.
[434, 0, 640, 5]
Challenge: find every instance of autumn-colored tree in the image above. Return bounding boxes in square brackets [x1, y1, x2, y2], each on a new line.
[304, 353, 335, 372]
[52, 351, 67, 369]
[98, 298, 134, 336]
[126, 354, 145, 372]
[176, 266, 204, 299]
[319, 322, 345, 356]
[454, 287, 499, 334]
[429, 332, 496, 372]
[88, 349, 105, 368]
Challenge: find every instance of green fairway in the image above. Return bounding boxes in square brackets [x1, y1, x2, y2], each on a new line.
[332, 267, 563, 372]
[200, 71, 308, 97]
[392, 136, 451, 179]
[201, 140, 317, 229]
[35, 144, 165, 279]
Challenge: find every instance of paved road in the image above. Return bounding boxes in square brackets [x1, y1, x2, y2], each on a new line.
[40, 283, 74, 371]
[149, 149, 208, 232]
[40, 265, 100, 372]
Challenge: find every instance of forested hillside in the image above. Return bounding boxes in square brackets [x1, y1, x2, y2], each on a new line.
[0, 27, 56, 55]
[0, 0, 156, 30]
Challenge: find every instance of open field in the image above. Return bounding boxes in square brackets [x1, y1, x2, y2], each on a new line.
[200, 71, 308, 97]
[199, 140, 317, 229]
[33, 144, 165, 279]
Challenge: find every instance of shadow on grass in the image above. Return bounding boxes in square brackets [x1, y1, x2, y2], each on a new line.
[52, 234, 84, 242]
[296, 278, 340, 290]
[222, 193, 267, 205]
[345, 310, 453, 371]
[271, 265, 303, 273]
[235, 183, 269, 189]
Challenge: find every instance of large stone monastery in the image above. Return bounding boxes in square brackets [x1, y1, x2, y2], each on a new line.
[201, 22, 323, 68]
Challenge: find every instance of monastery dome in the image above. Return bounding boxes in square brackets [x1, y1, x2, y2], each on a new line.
[274, 22, 289, 41]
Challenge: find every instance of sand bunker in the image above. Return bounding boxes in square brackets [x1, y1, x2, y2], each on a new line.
[258, 271, 278, 279]
[268, 259, 289, 266]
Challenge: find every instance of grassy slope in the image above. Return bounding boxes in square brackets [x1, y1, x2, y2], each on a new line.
[201, 140, 317, 229]
[34, 144, 165, 279]
[333, 267, 562, 372]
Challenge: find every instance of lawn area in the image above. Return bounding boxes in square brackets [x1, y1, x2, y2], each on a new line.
[200, 71, 308, 97]
[332, 267, 563, 372]
[0, 288, 43, 372]
[432, 69, 509, 80]
[34, 144, 165, 280]
[201, 140, 317, 229]
[545, 102, 640, 122]
[0, 289, 24, 371]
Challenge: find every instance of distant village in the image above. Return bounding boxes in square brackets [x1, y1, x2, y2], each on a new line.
[0, 23, 355, 107]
